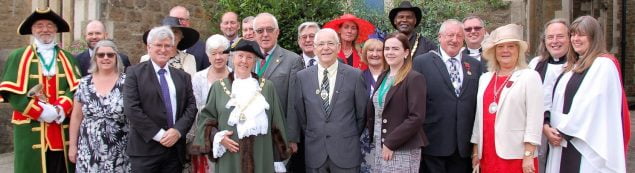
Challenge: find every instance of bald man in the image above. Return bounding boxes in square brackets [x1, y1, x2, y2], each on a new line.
[75, 20, 131, 76]
[169, 5, 210, 71]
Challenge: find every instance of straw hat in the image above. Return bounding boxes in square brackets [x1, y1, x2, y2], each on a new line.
[323, 14, 376, 44]
[481, 24, 528, 61]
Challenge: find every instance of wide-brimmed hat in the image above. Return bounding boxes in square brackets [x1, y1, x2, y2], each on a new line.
[18, 7, 70, 35]
[389, 1, 423, 29]
[143, 16, 200, 50]
[323, 14, 376, 44]
[223, 39, 264, 59]
[481, 24, 528, 61]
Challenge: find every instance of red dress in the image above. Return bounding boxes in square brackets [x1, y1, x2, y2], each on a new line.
[338, 49, 367, 70]
[480, 75, 538, 173]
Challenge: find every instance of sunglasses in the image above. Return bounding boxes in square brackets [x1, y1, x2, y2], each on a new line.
[96, 52, 116, 58]
[464, 26, 483, 32]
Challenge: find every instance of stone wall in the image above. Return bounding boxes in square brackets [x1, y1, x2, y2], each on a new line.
[625, 0, 635, 96]
[97, 0, 213, 64]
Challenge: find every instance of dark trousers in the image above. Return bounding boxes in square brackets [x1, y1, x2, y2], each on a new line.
[130, 148, 182, 173]
[306, 157, 359, 173]
[420, 151, 471, 173]
[288, 135, 306, 173]
[46, 150, 68, 173]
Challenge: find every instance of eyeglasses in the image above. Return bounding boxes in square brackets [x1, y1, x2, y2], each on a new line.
[255, 27, 276, 34]
[300, 34, 315, 41]
[151, 44, 174, 50]
[315, 41, 338, 48]
[96, 52, 116, 58]
[464, 26, 483, 32]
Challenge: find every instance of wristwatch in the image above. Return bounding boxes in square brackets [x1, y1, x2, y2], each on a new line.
[524, 151, 534, 157]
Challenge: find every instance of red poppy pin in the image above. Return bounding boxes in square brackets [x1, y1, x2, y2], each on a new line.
[463, 62, 472, 76]
[506, 81, 514, 88]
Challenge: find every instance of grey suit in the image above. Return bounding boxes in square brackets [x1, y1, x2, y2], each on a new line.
[292, 62, 368, 170]
[258, 45, 304, 141]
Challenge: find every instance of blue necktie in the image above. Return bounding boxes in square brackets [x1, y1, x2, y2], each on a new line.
[308, 59, 316, 67]
[449, 58, 462, 96]
[158, 69, 174, 128]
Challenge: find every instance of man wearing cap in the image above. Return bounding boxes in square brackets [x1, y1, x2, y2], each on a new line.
[140, 16, 200, 76]
[169, 5, 209, 71]
[221, 11, 241, 45]
[124, 25, 197, 172]
[0, 8, 81, 173]
[389, 1, 437, 57]
[412, 19, 483, 173]
[297, 22, 320, 69]
[252, 13, 304, 155]
[75, 20, 131, 76]
[292, 28, 367, 173]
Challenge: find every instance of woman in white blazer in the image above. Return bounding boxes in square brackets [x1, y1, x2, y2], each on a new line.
[470, 24, 544, 173]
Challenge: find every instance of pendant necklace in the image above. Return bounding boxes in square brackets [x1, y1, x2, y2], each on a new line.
[489, 71, 513, 114]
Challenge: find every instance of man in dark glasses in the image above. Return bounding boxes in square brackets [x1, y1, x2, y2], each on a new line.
[462, 16, 488, 72]
[75, 20, 131, 76]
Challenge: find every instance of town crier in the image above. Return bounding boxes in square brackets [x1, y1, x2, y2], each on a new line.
[0, 7, 80, 173]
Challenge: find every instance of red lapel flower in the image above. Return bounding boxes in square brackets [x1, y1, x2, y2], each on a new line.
[463, 62, 472, 75]
[506, 81, 514, 88]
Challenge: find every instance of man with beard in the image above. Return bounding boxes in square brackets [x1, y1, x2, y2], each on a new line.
[389, 1, 437, 58]
[75, 20, 131, 76]
[0, 8, 81, 173]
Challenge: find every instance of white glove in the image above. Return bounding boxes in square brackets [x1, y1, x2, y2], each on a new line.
[38, 102, 59, 123]
[55, 105, 65, 124]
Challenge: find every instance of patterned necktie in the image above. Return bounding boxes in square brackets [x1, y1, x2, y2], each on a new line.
[308, 59, 316, 67]
[158, 69, 174, 128]
[321, 69, 331, 114]
[260, 53, 268, 69]
[449, 58, 462, 96]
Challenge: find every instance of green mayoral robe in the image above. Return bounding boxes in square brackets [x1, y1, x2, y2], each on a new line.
[192, 75, 290, 173]
[0, 44, 80, 173]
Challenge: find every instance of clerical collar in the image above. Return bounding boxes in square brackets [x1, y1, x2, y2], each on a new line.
[468, 47, 482, 54]
[548, 55, 567, 64]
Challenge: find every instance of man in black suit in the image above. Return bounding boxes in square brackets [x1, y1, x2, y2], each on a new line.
[123, 26, 197, 172]
[413, 19, 483, 173]
[462, 16, 488, 72]
[169, 5, 209, 71]
[75, 20, 130, 76]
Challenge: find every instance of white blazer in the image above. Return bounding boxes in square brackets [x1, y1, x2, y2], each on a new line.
[470, 68, 544, 159]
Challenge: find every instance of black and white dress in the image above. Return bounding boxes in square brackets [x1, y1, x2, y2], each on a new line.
[75, 74, 130, 172]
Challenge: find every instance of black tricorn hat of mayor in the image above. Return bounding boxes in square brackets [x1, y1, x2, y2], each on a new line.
[389, 1, 423, 29]
[223, 39, 265, 59]
[18, 7, 70, 35]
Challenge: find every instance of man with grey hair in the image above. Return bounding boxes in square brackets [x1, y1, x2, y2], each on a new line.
[124, 25, 197, 172]
[413, 19, 483, 173]
[297, 22, 320, 68]
[75, 20, 131, 76]
[462, 16, 487, 66]
[252, 12, 304, 157]
[169, 5, 209, 71]
[242, 16, 255, 41]
[292, 28, 367, 172]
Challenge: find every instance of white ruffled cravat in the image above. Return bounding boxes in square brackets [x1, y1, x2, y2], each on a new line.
[34, 39, 57, 76]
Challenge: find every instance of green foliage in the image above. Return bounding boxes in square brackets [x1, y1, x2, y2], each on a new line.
[202, 0, 345, 52]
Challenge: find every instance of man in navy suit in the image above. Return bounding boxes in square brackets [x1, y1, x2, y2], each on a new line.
[413, 19, 483, 173]
[124, 26, 197, 172]
[74, 20, 130, 76]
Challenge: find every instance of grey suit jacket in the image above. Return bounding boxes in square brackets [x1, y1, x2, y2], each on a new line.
[292, 62, 368, 169]
[412, 50, 483, 158]
[258, 46, 304, 140]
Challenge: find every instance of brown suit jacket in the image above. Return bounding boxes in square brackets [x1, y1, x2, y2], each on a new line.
[366, 70, 428, 150]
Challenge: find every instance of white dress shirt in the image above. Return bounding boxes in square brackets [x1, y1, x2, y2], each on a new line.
[440, 48, 464, 88]
[317, 61, 338, 104]
[151, 60, 177, 142]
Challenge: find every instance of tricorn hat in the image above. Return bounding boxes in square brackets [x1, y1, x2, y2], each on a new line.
[143, 16, 200, 50]
[18, 7, 70, 35]
[223, 39, 265, 59]
[389, 1, 423, 29]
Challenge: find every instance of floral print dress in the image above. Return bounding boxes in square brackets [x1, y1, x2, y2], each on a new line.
[75, 74, 130, 172]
